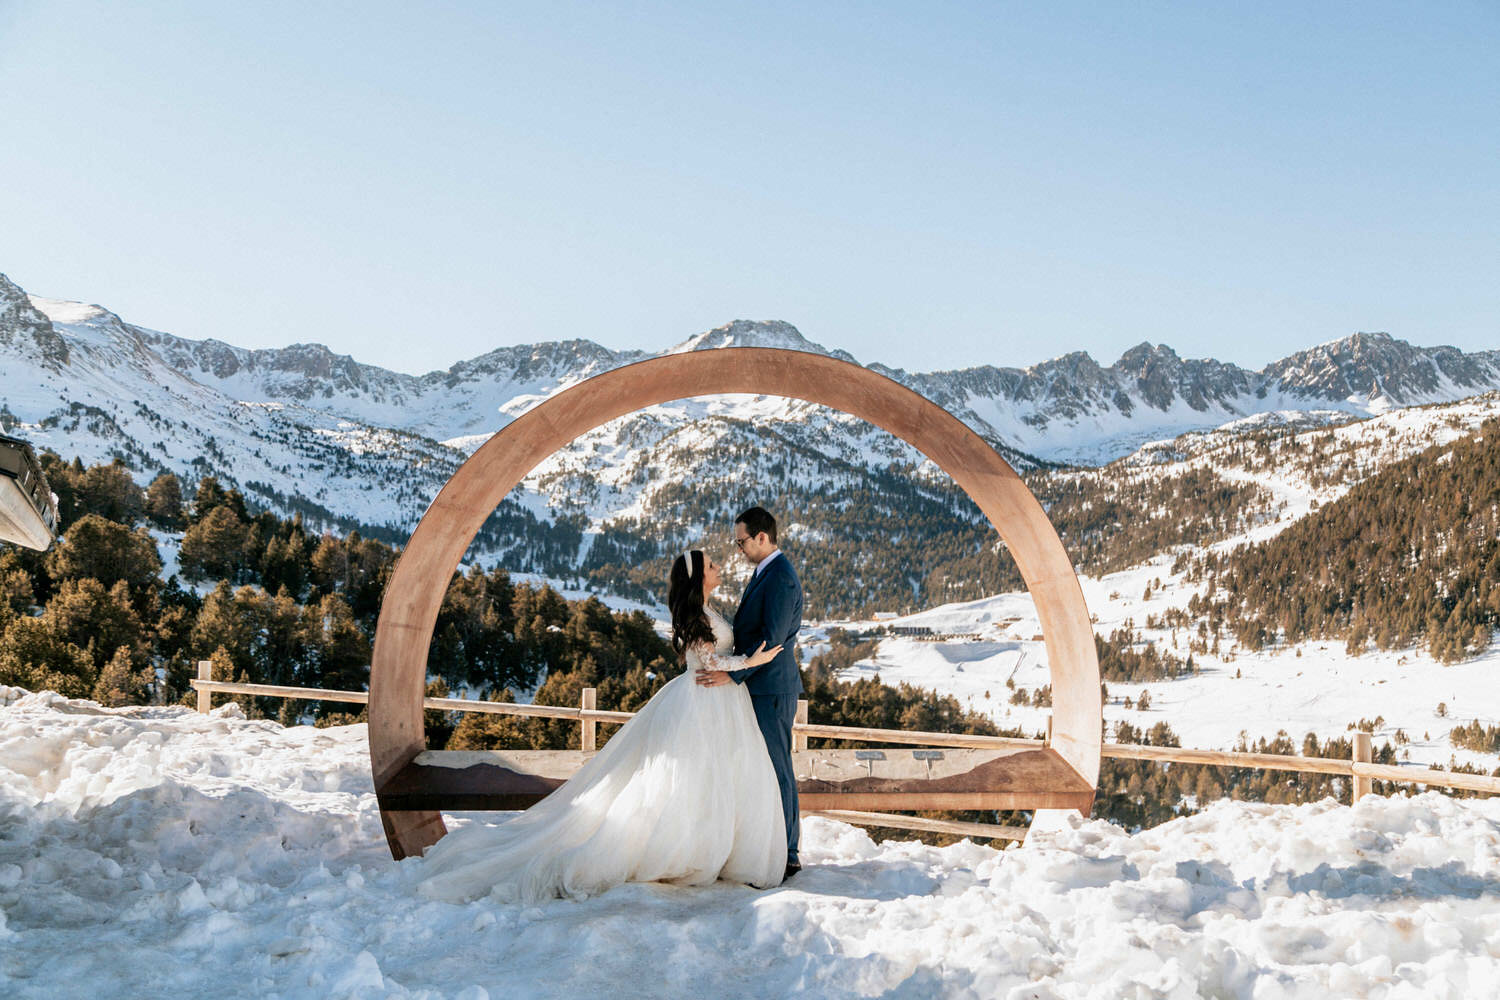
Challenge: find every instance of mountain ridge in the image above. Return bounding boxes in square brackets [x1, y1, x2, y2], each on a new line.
[12, 271, 1498, 453]
[3, 270, 1498, 588]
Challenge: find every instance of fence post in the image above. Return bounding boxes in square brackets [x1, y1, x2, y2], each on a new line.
[580, 687, 597, 752]
[794, 699, 809, 751]
[1352, 730, 1372, 802]
[1046, 714, 1053, 747]
[196, 660, 212, 714]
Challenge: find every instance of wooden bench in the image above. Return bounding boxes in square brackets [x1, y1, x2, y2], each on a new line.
[376, 746, 1096, 814]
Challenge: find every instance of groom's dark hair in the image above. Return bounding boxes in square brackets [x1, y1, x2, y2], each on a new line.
[736, 506, 777, 544]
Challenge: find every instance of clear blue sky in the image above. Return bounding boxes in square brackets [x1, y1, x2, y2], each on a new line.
[1, 1, 1495, 375]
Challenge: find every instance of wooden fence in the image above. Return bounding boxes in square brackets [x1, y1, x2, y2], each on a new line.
[191, 662, 1500, 842]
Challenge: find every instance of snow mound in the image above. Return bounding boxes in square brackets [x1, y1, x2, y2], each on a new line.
[3, 687, 1498, 998]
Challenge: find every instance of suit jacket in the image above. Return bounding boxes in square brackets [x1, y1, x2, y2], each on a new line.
[729, 552, 804, 695]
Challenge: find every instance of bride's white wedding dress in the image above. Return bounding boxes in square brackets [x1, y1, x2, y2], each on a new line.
[415, 608, 787, 903]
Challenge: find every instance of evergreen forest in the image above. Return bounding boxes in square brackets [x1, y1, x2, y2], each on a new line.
[1185, 418, 1500, 662]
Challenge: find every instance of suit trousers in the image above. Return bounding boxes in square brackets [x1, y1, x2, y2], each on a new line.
[751, 693, 800, 865]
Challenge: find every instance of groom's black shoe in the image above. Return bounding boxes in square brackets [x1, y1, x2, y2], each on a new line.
[783, 862, 801, 881]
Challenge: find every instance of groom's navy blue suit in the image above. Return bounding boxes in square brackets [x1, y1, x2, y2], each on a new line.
[727, 551, 804, 866]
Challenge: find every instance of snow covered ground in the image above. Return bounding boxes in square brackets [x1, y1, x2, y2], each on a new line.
[825, 560, 1500, 773]
[4, 687, 1500, 999]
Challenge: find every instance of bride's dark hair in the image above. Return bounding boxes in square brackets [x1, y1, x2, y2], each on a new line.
[668, 550, 715, 659]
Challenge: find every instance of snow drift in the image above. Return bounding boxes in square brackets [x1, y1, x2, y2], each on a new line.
[2, 687, 1498, 999]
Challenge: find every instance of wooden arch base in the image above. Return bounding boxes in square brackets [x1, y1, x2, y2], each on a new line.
[370, 348, 1101, 860]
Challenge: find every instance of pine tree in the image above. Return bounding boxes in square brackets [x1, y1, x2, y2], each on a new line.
[92, 644, 154, 707]
[0, 615, 96, 698]
[304, 593, 370, 708]
[192, 477, 247, 522]
[179, 506, 250, 583]
[44, 514, 162, 598]
[261, 531, 310, 599]
[144, 472, 185, 528]
[38, 452, 81, 526]
[0, 551, 35, 617]
[42, 578, 146, 676]
[75, 460, 145, 525]
[189, 582, 257, 677]
[309, 535, 348, 595]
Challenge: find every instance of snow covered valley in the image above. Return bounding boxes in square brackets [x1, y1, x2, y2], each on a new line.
[819, 559, 1500, 778]
[4, 687, 1500, 999]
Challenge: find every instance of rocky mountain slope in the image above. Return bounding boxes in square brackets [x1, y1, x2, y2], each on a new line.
[3, 270, 1497, 607]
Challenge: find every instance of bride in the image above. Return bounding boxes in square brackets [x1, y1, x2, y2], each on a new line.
[415, 549, 788, 903]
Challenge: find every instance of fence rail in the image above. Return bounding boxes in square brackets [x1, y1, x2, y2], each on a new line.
[191, 665, 1500, 841]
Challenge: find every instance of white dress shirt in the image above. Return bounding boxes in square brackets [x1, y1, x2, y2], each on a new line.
[753, 548, 782, 578]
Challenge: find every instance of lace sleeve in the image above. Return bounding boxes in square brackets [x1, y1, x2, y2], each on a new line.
[689, 641, 747, 672]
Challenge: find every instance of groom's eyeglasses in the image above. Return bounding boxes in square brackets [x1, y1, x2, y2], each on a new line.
[733, 537, 749, 550]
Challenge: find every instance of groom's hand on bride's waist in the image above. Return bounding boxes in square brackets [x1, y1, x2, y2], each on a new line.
[695, 669, 733, 687]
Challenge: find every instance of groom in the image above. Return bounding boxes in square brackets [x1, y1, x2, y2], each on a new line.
[695, 505, 804, 880]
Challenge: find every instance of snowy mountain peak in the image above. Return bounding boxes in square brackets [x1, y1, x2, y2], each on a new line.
[26, 293, 111, 326]
[4, 269, 1500, 542]
[666, 320, 857, 363]
[0, 274, 69, 369]
[1266, 330, 1500, 406]
[446, 339, 633, 382]
[1109, 342, 1254, 413]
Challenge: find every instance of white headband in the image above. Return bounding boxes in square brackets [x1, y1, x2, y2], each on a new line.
[682, 550, 696, 578]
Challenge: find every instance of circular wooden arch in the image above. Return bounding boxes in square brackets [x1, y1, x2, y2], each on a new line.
[370, 347, 1100, 859]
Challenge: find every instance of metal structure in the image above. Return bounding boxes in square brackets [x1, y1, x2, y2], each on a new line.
[0, 434, 58, 551]
[369, 348, 1102, 860]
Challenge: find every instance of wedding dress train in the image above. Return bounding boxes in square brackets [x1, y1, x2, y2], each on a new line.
[415, 608, 787, 903]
